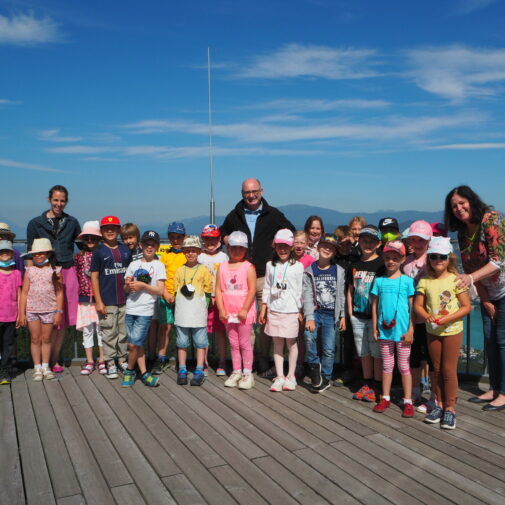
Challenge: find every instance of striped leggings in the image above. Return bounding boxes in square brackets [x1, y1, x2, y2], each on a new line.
[379, 340, 411, 375]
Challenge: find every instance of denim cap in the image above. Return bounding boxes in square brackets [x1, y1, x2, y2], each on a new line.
[359, 225, 382, 241]
[141, 230, 160, 244]
[274, 228, 294, 246]
[167, 221, 186, 235]
[407, 220, 432, 241]
[181, 235, 202, 249]
[0, 240, 14, 252]
[228, 231, 248, 248]
[383, 240, 406, 256]
[427, 236, 453, 256]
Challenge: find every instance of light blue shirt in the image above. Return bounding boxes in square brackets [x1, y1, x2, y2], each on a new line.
[244, 204, 262, 239]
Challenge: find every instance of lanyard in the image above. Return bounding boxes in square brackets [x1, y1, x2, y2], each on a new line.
[272, 262, 289, 284]
[183, 265, 200, 285]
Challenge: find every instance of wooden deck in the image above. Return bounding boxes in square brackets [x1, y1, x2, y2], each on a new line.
[2, 367, 505, 505]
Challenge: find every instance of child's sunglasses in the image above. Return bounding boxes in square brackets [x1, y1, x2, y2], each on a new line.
[428, 253, 448, 261]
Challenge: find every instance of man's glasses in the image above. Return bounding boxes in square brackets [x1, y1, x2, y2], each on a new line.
[242, 189, 261, 196]
[428, 254, 448, 261]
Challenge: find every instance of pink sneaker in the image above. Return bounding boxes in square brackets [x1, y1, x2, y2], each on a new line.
[52, 364, 65, 374]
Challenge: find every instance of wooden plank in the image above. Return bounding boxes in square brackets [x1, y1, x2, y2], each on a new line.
[79, 373, 177, 505]
[61, 371, 132, 488]
[57, 495, 86, 505]
[111, 484, 148, 505]
[369, 432, 505, 505]
[26, 374, 81, 498]
[210, 465, 270, 505]
[0, 385, 25, 505]
[162, 474, 207, 505]
[12, 376, 56, 505]
[43, 379, 116, 505]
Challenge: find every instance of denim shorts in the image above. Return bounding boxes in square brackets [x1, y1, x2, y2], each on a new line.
[125, 314, 152, 346]
[176, 326, 208, 349]
[350, 315, 380, 358]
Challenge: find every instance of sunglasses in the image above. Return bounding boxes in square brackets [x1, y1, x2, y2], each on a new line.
[428, 253, 448, 261]
[82, 236, 100, 241]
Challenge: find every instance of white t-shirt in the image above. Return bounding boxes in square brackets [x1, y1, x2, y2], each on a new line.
[262, 260, 304, 313]
[125, 259, 166, 316]
[198, 250, 229, 294]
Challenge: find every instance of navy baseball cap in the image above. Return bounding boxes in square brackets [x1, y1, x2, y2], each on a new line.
[359, 225, 382, 241]
[167, 222, 186, 235]
[141, 230, 160, 244]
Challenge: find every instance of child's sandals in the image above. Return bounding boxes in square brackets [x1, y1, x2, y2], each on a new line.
[141, 372, 159, 387]
[80, 362, 95, 375]
[97, 362, 107, 374]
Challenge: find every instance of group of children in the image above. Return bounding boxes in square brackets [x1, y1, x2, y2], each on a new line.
[0, 214, 471, 429]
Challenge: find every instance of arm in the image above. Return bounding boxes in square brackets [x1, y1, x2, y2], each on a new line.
[457, 262, 499, 289]
[238, 265, 257, 322]
[413, 292, 434, 322]
[475, 282, 495, 319]
[402, 296, 414, 344]
[259, 263, 272, 324]
[214, 267, 228, 321]
[91, 272, 107, 316]
[437, 291, 472, 327]
[371, 295, 378, 341]
[17, 280, 27, 328]
[346, 284, 354, 317]
[302, 273, 316, 331]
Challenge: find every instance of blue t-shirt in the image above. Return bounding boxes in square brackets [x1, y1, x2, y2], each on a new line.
[311, 263, 337, 314]
[90, 244, 131, 306]
[371, 275, 415, 342]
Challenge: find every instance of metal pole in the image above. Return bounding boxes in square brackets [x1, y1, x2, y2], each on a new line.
[208, 47, 215, 224]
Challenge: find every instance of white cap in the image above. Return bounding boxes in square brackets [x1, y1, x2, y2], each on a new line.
[228, 231, 248, 248]
[427, 236, 453, 256]
[273, 228, 294, 246]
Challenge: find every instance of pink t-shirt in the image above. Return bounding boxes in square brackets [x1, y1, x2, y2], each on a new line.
[402, 254, 427, 284]
[298, 254, 315, 269]
[218, 261, 257, 324]
[0, 269, 22, 322]
[26, 266, 61, 313]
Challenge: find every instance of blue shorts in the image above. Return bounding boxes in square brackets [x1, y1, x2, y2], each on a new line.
[176, 326, 208, 349]
[125, 314, 152, 346]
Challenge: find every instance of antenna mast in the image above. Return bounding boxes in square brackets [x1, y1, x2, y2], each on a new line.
[207, 47, 216, 224]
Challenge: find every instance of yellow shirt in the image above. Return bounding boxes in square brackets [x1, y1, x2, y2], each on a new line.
[416, 273, 468, 336]
[159, 247, 186, 295]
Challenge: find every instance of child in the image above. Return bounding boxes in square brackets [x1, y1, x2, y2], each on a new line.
[122, 231, 166, 387]
[154, 222, 186, 374]
[0, 240, 22, 384]
[174, 235, 213, 386]
[347, 225, 385, 402]
[74, 221, 107, 375]
[378, 217, 401, 245]
[414, 237, 471, 429]
[198, 224, 229, 375]
[19, 238, 63, 381]
[348, 216, 366, 242]
[90, 216, 131, 379]
[303, 234, 346, 393]
[371, 241, 416, 417]
[334, 225, 360, 270]
[215, 231, 257, 389]
[304, 216, 324, 259]
[293, 231, 315, 269]
[402, 220, 436, 411]
[0, 223, 24, 275]
[121, 222, 143, 261]
[259, 229, 304, 392]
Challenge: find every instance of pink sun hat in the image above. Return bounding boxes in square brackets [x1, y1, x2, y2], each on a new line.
[407, 220, 432, 241]
[274, 229, 294, 246]
[78, 220, 102, 239]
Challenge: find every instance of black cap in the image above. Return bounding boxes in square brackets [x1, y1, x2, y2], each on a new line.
[378, 217, 399, 231]
[141, 230, 160, 243]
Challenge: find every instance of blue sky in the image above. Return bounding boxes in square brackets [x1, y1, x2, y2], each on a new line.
[2, 0, 505, 232]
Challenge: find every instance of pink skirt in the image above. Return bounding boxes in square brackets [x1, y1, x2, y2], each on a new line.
[61, 266, 79, 328]
[264, 311, 299, 339]
[76, 302, 99, 330]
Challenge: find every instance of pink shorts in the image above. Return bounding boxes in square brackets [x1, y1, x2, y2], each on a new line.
[26, 312, 55, 324]
[265, 311, 299, 339]
[61, 266, 78, 328]
[207, 305, 225, 334]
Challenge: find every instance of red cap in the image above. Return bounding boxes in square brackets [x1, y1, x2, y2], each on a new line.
[100, 215, 121, 227]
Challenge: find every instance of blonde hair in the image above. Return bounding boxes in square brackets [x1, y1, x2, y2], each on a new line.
[349, 216, 367, 228]
[120, 223, 140, 240]
[426, 253, 459, 276]
[294, 230, 308, 242]
[334, 225, 353, 240]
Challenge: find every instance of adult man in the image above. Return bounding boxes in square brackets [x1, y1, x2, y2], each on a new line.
[220, 178, 295, 373]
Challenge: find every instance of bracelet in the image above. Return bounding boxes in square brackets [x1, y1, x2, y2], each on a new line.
[54, 309, 63, 313]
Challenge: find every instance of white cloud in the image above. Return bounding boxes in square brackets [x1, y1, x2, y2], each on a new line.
[46, 146, 118, 154]
[452, 0, 496, 15]
[0, 158, 63, 172]
[236, 43, 379, 79]
[39, 129, 83, 142]
[429, 142, 505, 150]
[406, 45, 505, 100]
[0, 12, 62, 45]
[247, 98, 390, 112]
[0, 98, 20, 105]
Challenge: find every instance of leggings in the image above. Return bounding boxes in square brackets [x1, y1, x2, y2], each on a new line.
[225, 323, 253, 372]
[427, 332, 462, 409]
[379, 340, 411, 375]
[82, 322, 103, 349]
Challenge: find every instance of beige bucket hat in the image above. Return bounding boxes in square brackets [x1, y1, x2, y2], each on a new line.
[28, 238, 54, 255]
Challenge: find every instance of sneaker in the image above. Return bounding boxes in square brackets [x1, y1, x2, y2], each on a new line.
[353, 384, 371, 400]
[42, 367, 55, 381]
[177, 369, 188, 385]
[259, 366, 277, 379]
[97, 362, 107, 374]
[282, 376, 297, 391]
[312, 377, 331, 393]
[362, 387, 377, 403]
[413, 394, 427, 407]
[203, 367, 209, 377]
[333, 377, 344, 388]
[417, 398, 437, 414]
[33, 368, 43, 382]
[0, 369, 11, 385]
[373, 398, 391, 413]
[120, 369, 136, 387]
[141, 372, 159, 387]
[238, 373, 254, 390]
[224, 371, 242, 388]
[424, 406, 444, 424]
[190, 370, 205, 386]
[151, 357, 167, 375]
[52, 364, 64, 374]
[80, 362, 95, 376]
[402, 402, 415, 418]
[270, 377, 285, 392]
[441, 410, 457, 430]
[309, 363, 322, 388]
[107, 363, 119, 379]
[215, 367, 227, 377]
[119, 361, 128, 373]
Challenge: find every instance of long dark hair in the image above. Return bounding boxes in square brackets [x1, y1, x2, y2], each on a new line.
[444, 185, 491, 232]
[304, 215, 325, 236]
[271, 247, 297, 266]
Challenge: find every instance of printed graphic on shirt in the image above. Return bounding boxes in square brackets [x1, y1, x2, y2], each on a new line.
[225, 272, 246, 292]
[349, 257, 385, 317]
[311, 264, 337, 311]
[133, 266, 152, 285]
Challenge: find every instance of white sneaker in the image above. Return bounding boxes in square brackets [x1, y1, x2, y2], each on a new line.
[282, 376, 297, 391]
[270, 377, 285, 392]
[417, 399, 437, 414]
[119, 361, 128, 373]
[224, 371, 242, 388]
[107, 363, 118, 379]
[238, 373, 254, 390]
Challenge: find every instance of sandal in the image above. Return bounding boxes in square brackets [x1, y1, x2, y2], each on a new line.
[141, 372, 159, 387]
[80, 362, 95, 375]
[42, 367, 55, 380]
[97, 362, 107, 374]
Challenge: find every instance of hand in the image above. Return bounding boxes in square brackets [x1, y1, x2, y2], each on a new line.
[339, 317, 346, 332]
[305, 320, 315, 332]
[456, 273, 473, 290]
[238, 308, 248, 322]
[426, 314, 437, 324]
[96, 302, 108, 316]
[125, 275, 134, 285]
[483, 300, 496, 320]
[373, 328, 379, 342]
[164, 293, 174, 304]
[402, 328, 414, 344]
[54, 312, 62, 327]
[16, 316, 26, 328]
[258, 308, 267, 325]
[128, 280, 145, 293]
[298, 312, 304, 323]
[219, 310, 228, 322]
